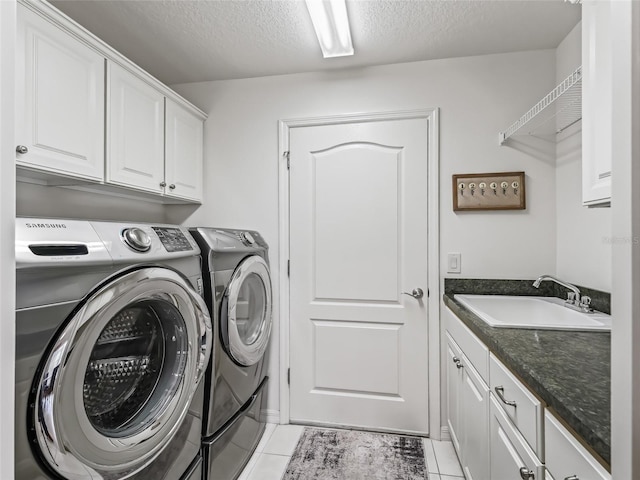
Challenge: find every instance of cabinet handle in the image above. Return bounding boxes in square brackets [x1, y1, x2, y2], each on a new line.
[519, 467, 535, 479]
[169, 184, 176, 190]
[495, 386, 517, 407]
[452, 356, 463, 369]
[564, 476, 579, 480]
[160, 181, 167, 188]
[16, 145, 28, 154]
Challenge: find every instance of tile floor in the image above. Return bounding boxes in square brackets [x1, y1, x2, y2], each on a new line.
[238, 424, 465, 480]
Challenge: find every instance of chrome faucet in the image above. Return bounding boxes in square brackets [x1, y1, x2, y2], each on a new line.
[532, 275, 593, 313]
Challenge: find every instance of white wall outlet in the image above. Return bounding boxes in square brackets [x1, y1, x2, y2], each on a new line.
[447, 252, 462, 274]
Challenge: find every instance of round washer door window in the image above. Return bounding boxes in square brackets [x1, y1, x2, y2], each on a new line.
[33, 267, 212, 480]
[83, 298, 188, 438]
[222, 255, 272, 366]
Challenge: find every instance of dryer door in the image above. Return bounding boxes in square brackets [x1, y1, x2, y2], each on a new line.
[222, 255, 273, 366]
[33, 267, 212, 480]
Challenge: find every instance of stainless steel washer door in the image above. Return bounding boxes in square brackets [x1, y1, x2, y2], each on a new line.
[222, 255, 272, 366]
[33, 267, 212, 480]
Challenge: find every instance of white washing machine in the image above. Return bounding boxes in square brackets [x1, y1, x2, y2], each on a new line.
[15, 218, 212, 480]
[190, 228, 272, 480]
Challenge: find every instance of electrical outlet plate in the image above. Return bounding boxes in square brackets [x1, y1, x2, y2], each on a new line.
[453, 171, 526, 211]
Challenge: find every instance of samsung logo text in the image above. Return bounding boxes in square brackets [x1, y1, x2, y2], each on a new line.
[25, 223, 67, 229]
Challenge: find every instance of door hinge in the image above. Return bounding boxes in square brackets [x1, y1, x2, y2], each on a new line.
[287, 259, 290, 277]
[284, 151, 290, 170]
[287, 368, 290, 386]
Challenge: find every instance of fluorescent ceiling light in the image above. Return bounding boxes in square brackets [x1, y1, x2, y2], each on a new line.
[305, 0, 354, 58]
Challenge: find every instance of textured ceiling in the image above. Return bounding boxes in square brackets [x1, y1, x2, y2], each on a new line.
[50, 0, 581, 85]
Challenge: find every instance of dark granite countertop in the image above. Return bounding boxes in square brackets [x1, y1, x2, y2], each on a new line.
[443, 291, 611, 466]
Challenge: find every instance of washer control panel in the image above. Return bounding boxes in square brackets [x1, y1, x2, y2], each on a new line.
[152, 227, 194, 252]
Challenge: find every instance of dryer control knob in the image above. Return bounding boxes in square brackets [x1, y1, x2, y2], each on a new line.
[122, 227, 152, 252]
[240, 231, 255, 246]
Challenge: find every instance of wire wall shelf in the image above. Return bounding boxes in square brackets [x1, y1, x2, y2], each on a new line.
[499, 66, 582, 145]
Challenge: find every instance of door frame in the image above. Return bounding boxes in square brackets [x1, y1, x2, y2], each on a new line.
[277, 108, 441, 438]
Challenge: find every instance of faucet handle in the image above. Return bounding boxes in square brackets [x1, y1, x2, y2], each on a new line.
[579, 296, 594, 313]
[567, 292, 576, 303]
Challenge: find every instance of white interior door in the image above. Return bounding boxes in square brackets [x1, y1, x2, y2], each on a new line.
[289, 116, 430, 434]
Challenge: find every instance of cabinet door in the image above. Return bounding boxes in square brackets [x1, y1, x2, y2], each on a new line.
[490, 354, 544, 459]
[490, 396, 544, 480]
[16, 4, 105, 180]
[165, 99, 204, 202]
[107, 62, 164, 193]
[445, 333, 462, 455]
[460, 360, 489, 480]
[545, 411, 611, 480]
[582, 0, 612, 206]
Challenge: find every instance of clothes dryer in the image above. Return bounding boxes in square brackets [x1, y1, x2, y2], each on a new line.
[15, 218, 212, 480]
[190, 228, 272, 480]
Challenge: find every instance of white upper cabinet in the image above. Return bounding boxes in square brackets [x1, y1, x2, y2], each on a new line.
[16, 4, 105, 181]
[165, 99, 204, 202]
[107, 62, 165, 194]
[582, 0, 612, 206]
[15, 0, 206, 203]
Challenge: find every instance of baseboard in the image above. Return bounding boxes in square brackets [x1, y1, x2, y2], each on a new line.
[261, 409, 446, 439]
[262, 409, 280, 424]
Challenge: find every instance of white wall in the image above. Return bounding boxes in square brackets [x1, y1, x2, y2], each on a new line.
[555, 22, 612, 292]
[0, 1, 16, 476]
[169, 50, 558, 420]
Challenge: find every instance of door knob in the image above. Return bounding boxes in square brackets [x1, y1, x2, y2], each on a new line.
[402, 288, 424, 299]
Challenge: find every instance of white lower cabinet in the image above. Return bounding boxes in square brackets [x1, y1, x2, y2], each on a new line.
[460, 357, 489, 480]
[490, 396, 544, 480]
[446, 306, 610, 480]
[445, 308, 489, 480]
[446, 333, 462, 454]
[489, 354, 544, 459]
[545, 411, 611, 480]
